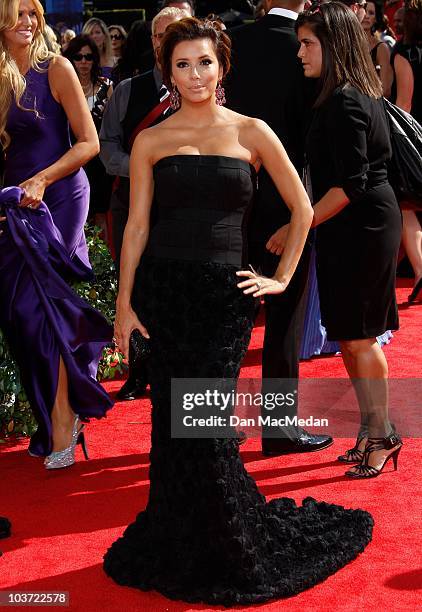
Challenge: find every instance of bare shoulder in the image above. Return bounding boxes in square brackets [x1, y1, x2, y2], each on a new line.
[48, 55, 75, 79]
[377, 41, 391, 58]
[48, 56, 81, 103]
[241, 115, 270, 134]
[143, 113, 184, 154]
[237, 115, 276, 145]
[394, 53, 412, 70]
[132, 126, 162, 162]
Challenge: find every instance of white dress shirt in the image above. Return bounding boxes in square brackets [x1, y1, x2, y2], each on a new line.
[268, 7, 299, 20]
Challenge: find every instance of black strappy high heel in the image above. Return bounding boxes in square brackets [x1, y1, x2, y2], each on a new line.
[345, 431, 402, 479]
[337, 430, 368, 463]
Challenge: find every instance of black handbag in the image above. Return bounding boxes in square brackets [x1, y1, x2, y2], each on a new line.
[129, 329, 151, 367]
[383, 98, 422, 209]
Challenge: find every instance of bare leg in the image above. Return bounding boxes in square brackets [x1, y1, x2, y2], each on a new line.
[339, 345, 370, 461]
[50, 357, 76, 452]
[402, 210, 422, 288]
[339, 339, 399, 472]
[341, 349, 370, 434]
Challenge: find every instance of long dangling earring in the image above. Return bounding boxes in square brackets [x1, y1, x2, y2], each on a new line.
[170, 85, 181, 110]
[215, 80, 226, 106]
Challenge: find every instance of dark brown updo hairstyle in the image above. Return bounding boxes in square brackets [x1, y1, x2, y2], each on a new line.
[296, 1, 383, 107]
[159, 17, 231, 90]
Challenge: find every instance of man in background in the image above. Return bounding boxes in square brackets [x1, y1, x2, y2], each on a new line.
[393, 6, 405, 38]
[227, 0, 333, 456]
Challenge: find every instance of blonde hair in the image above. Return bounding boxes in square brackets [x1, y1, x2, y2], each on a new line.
[0, 0, 55, 149]
[151, 7, 190, 35]
[83, 17, 112, 60]
[63, 28, 76, 44]
[44, 24, 61, 54]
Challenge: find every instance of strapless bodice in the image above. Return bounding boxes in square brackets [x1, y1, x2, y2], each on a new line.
[145, 155, 256, 267]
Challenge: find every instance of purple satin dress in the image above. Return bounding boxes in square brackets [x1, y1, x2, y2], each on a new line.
[1, 64, 113, 456]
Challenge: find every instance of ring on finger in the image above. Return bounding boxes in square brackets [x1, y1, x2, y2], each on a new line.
[255, 281, 262, 290]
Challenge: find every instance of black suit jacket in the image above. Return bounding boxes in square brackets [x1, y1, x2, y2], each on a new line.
[122, 69, 164, 153]
[227, 14, 309, 245]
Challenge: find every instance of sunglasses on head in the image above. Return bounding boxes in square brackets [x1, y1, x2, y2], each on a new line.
[110, 34, 123, 40]
[74, 52, 94, 61]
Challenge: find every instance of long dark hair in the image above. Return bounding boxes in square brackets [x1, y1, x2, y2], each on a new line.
[111, 20, 152, 84]
[160, 17, 231, 90]
[63, 34, 101, 86]
[296, 2, 383, 107]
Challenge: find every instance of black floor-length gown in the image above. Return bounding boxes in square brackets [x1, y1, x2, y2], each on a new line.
[103, 155, 374, 606]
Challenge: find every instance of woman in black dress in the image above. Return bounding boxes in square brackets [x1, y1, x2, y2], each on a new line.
[269, 2, 403, 478]
[103, 17, 374, 605]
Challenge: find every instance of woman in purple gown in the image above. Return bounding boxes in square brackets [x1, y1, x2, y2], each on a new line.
[0, 0, 113, 468]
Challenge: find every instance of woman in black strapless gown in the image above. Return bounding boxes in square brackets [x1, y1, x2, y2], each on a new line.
[103, 18, 374, 606]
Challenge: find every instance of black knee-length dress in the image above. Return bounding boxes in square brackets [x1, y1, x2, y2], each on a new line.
[306, 85, 402, 341]
[103, 154, 373, 606]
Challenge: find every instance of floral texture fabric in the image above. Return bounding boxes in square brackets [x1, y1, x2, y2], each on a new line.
[103, 157, 373, 606]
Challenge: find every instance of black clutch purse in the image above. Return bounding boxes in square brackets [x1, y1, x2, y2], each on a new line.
[129, 329, 151, 365]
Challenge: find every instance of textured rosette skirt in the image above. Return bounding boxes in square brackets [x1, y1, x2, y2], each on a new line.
[104, 257, 373, 606]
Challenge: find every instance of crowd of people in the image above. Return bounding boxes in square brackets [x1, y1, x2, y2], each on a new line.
[39, 0, 422, 306]
[0, 0, 421, 606]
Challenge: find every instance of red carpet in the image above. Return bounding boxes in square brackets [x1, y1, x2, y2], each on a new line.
[1, 279, 421, 611]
